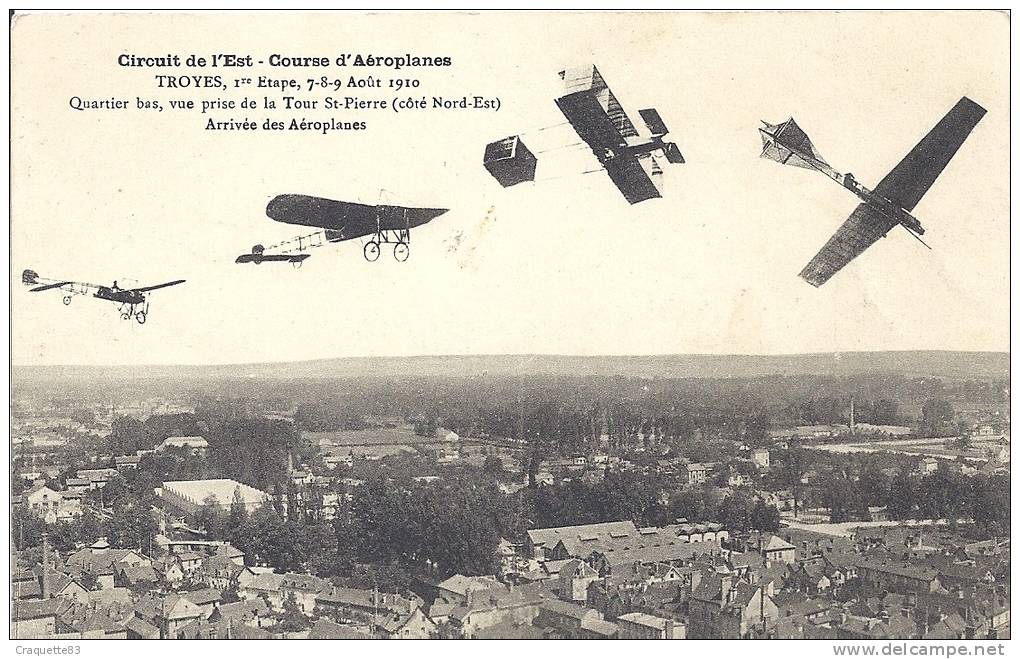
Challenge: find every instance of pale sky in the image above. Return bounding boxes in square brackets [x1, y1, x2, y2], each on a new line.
[10, 11, 1010, 366]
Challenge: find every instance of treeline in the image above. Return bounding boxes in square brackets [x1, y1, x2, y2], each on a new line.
[765, 447, 1010, 532]
[121, 467, 784, 579]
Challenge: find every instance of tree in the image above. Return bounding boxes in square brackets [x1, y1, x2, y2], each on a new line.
[951, 435, 972, 450]
[482, 455, 505, 479]
[228, 486, 249, 532]
[718, 492, 755, 532]
[750, 499, 781, 532]
[274, 592, 310, 633]
[196, 495, 227, 539]
[886, 472, 917, 520]
[871, 399, 901, 425]
[920, 398, 955, 437]
[106, 502, 158, 550]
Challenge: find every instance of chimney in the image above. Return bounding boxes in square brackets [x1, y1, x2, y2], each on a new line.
[41, 533, 51, 599]
[850, 396, 855, 434]
[720, 575, 733, 604]
[690, 571, 702, 592]
[665, 619, 675, 639]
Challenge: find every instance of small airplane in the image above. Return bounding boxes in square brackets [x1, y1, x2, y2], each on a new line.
[22, 269, 185, 324]
[760, 96, 986, 287]
[483, 64, 684, 204]
[236, 194, 449, 266]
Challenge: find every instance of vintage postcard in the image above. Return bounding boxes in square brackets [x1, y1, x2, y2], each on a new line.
[7, 9, 1010, 653]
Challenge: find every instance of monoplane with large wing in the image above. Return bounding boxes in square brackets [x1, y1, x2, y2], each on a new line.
[22, 269, 185, 324]
[483, 64, 684, 204]
[760, 97, 985, 287]
[236, 195, 449, 266]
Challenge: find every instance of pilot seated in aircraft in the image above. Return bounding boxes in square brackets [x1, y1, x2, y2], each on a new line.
[842, 172, 860, 193]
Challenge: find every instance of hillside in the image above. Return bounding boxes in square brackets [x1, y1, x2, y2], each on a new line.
[12, 351, 1009, 382]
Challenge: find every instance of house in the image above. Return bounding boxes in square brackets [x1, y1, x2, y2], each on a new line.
[176, 551, 204, 575]
[760, 535, 797, 564]
[533, 599, 618, 639]
[763, 490, 796, 512]
[751, 448, 771, 469]
[278, 573, 330, 613]
[688, 575, 777, 639]
[588, 540, 722, 579]
[444, 583, 547, 639]
[114, 455, 141, 470]
[157, 436, 208, 455]
[617, 612, 685, 639]
[57, 601, 129, 639]
[315, 586, 422, 621]
[308, 618, 373, 639]
[124, 616, 161, 639]
[435, 574, 503, 606]
[64, 478, 91, 494]
[134, 592, 206, 638]
[209, 598, 273, 630]
[11, 599, 67, 639]
[76, 468, 118, 489]
[183, 587, 224, 618]
[918, 457, 939, 475]
[200, 554, 245, 590]
[373, 604, 437, 639]
[558, 559, 599, 602]
[22, 484, 66, 523]
[682, 463, 709, 486]
[64, 539, 150, 590]
[115, 564, 159, 589]
[525, 520, 639, 561]
[856, 559, 941, 595]
[153, 557, 186, 587]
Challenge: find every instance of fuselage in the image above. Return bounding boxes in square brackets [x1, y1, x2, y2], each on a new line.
[622, 135, 669, 158]
[95, 286, 144, 305]
[783, 146, 926, 237]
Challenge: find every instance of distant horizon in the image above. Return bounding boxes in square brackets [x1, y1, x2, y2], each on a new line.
[9, 347, 1012, 370]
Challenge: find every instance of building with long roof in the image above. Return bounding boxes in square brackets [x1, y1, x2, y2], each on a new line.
[160, 479, 270, 516]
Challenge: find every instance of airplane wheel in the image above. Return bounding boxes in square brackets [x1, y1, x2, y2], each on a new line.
[394, 242, 410, 262]
[62, 296, 72, 306]
[291, 259, 303, 269]
[364, 241, 381, 262]
[253, 256, 263, 265]
[121, 312, 131, 321]
[135, 312, 147, 325]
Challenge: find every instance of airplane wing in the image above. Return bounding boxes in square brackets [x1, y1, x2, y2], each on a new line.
[799, 202, 899, 287]
[873, 97, 986, 211]
[558, 64, 640, 138]
[130, 280, 186, 294]
[266, 195, 447, 239]
[29, 281, 75, 292]
[556, 90, 629, 158]
[604, 153, 664, 204]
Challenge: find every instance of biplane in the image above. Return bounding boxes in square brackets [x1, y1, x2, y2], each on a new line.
[483, 64, 684, 204]
[236, 194, 449, 266]
[22, 269, 185, 324]
[760, 97, 986, 287]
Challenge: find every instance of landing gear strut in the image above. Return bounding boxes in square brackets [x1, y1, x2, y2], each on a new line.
[362, 208, 412, 262]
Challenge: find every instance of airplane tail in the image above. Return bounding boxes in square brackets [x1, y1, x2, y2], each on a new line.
[22, 269, 39, 285]
[662, 142, 685, 164]
[759, 118, 827, 170]
[638, 108, 669, 137]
